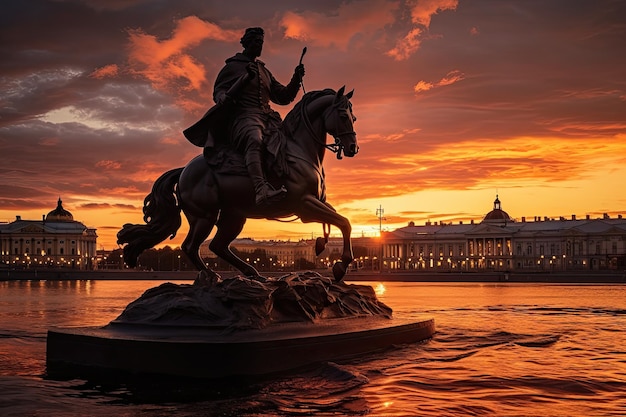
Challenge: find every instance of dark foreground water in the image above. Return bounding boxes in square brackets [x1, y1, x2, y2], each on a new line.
[1, 279, 625, 416]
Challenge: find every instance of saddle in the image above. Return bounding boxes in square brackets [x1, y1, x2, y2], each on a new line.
[202, 127, 289, 181]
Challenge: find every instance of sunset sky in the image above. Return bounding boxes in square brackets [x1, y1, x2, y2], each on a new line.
[1, 0, 625, 249]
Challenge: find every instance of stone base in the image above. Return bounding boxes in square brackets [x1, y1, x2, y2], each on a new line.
[46, 316, 434, 379]
[46, 272, 435, 379]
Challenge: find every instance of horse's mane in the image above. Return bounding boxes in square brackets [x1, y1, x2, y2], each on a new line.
[282, 88, 336, 138]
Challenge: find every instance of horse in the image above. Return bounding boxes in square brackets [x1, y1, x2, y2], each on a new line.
[117, 86, 358, 285]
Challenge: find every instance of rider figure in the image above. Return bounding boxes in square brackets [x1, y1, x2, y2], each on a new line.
[214, 27, 305, 206]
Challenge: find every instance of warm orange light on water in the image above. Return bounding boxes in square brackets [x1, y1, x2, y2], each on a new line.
[374, 283, 386, 296]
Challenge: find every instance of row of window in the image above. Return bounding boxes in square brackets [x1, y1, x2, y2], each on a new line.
[7, 240, 76, 245]
[7, 247, 77, 255]
[386, 240, 623, 258]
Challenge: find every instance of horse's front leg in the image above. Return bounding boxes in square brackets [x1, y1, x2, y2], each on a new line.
[299, 196, 353, 281]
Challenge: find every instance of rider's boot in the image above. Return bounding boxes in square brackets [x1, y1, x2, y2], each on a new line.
[245, 145, 286, 206]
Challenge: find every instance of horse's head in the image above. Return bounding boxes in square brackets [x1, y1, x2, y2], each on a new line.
[324, 86, 358, 159]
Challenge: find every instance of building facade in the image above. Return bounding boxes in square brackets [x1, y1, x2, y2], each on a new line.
[199, 238, 316, 270]
[0, 198, 98, 270]
[199, 235, 382, 271]
[381, 196, 626, 272]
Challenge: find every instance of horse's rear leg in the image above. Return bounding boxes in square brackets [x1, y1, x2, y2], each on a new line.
[209, 213, 262, 279]
[299, 196, 353, 282]
[182, 212, 220, 286]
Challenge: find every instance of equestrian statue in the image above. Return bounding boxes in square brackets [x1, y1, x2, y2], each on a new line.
[117, 27, 359, 285]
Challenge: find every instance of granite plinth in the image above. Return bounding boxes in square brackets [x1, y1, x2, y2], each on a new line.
[46, 316, 434, 379]
[46, 272, 435, 379]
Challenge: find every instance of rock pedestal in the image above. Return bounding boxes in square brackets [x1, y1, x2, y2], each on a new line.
[47, 272, 435, 378]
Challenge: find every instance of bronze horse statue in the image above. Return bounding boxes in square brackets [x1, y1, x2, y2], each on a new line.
[117, 87, 358, 285]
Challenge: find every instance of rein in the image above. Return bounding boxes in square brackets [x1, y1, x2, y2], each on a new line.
[299, 93, 353, 159]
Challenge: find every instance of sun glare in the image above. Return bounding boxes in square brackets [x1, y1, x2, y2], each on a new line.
[375, 283, 386, 296]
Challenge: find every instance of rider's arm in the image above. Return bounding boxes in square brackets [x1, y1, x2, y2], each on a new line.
[266, 65, 304, 105]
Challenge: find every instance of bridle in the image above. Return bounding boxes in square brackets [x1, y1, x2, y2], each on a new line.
[300, 94, 357, 160]
[324, 99, 357, 159]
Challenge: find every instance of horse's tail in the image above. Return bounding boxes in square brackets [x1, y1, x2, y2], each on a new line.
[116, 168, 184, 267]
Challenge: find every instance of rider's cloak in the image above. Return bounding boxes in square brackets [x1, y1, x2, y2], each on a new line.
[183, 53, 300, 149]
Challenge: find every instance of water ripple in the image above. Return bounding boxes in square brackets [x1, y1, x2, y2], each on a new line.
[2, 281, 626, 416]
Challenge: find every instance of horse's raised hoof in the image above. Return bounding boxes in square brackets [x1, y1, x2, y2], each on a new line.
[194, 270, 220, 287]
[315, 237, 327, 256]
[332, 261, 347, 282]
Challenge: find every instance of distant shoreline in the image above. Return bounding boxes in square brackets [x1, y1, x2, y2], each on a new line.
[1, 268, 625, 283]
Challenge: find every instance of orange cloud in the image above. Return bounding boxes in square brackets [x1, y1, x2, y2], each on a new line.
[414, 79, 434, 93]
[95, 160, 122, 170]
[438, 70, 465, 85]
[96, 160, 122, 170]
[159, 136, 182, 145]
[544, 121, 626, 136]
[97, 185, 145, 198]
[414, 70, 464, 93]
[387, 27, 423, 61]
[90, 64, 119, 79]
[281, 0, 398, 49]
[409, 0, 459, 26]
[125, 162, 174, 183]
[387, 0, 458, 60]
[360, 128, 422, 143]
[126, 16, 239, 92]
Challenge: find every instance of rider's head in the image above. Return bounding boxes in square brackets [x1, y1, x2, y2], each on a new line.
[241, 27, 264, 58]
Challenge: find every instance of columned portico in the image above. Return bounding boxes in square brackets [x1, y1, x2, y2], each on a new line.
[381, 196, 626, 272]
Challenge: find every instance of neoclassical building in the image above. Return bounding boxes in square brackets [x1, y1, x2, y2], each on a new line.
[199, 237, 316, 269]
[199, 236, 381, 271]
[381, 196, 626, 272]
[197, 196, 625, 273]
[0, 198, 98, 270]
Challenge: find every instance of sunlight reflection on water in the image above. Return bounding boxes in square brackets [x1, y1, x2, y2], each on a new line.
[374, 282, 386, 296]
[1, 279, 625, 416]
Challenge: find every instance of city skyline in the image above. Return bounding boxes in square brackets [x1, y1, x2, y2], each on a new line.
[2, 0, 625, 249]
[2, 193, 623, 251]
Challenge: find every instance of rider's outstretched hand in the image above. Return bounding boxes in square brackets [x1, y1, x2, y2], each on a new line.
[294, 64, 305, 81]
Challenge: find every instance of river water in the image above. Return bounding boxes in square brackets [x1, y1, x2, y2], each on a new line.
[0, 279, 624, 416]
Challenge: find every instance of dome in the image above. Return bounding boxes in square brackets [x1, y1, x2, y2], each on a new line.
[482, 195, 512, 223]
[46, 198, 74, 222]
